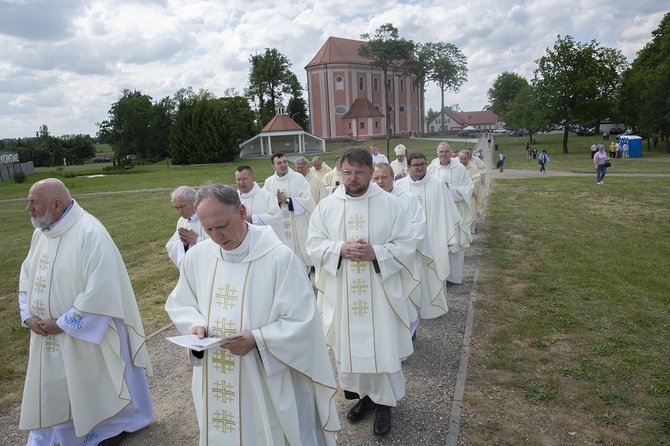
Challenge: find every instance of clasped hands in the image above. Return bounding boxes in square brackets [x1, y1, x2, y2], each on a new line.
[190, 326, 256, 356]
[178, 227, 198, 246]
[340, 238, 376, 261]
[25, 317, 64, 336]
[276, 190, 288, 205]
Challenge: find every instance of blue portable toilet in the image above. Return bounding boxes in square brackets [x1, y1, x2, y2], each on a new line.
[621, 135, 642, 158]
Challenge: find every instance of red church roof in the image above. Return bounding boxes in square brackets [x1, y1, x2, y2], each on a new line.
[305, 37, 372, 68]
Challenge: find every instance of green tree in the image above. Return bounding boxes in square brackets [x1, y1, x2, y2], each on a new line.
[619, 13, 670, 150]
[169, 90, 254, 164]
[428, 42, 468, 132]
[96, 89, 153, 160]
[401, 42, 436, 136]
[245, 48, 301, 128]
[286, 91, 309, 131]
[488, 71, 529, 120]
[533, 35, 625, 153]
[147, 96, 176, 160]
[359, 23, 414, 141]
[62, 134, 95, 164]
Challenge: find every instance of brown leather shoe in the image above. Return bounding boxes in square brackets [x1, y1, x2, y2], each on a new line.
[346, 396, 377, 422]
[373, 406, 392, 436]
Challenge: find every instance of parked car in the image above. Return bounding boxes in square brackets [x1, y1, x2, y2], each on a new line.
[575, 128, 594, 136]
[92, 156, 111, 163]
[126, 154, 137, 160]
[458, 130, 476, 138]
[493, 128, 507, 133]
[608, 127, 624, 134]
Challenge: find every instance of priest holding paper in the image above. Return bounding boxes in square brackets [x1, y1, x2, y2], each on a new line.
[307, 149, 417, 437]
[165, 184, 339, 446]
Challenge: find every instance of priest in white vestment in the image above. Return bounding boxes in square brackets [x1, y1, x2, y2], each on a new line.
[389, 144, 409, 180]
[310, 156, 332, 180]
[19, 178, 153, 446]
[396, 152, 461, 294]
[166, 185, 209, 268]
[459, 151, 486, 234]
[263, 152, 316, 270]
[467, 147, 487, 187]
[372, 163, 448, 338]
[295, 156, 328, 205]
[321, 156, 343, 192]
[165, 184, 339, 446]
[235, 165, 286, 244]
[427, 142, 473, 284]
[306, 149, 418, 437]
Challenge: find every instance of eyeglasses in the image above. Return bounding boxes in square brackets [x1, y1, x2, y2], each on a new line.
[342, 169, 369, 178]
[409, 163, 427, 168]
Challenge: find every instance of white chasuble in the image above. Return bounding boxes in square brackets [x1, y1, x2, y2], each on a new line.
[396, 174, 462, 265]
[307, 184, 417, 382]
[391, 187, 448, 319]
[427, 159, 473, 250]
[19, 201, 152, 438]
[263, 169, 315, 266]
[239, 182, 287, 244]
[166, 225, 339, 446]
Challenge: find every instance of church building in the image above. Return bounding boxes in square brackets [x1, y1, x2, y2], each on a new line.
[305, 37, 421, 140]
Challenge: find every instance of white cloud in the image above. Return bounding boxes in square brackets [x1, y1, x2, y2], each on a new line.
[0, 0, 666, 137]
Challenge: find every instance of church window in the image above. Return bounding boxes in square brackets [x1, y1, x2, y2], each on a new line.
[373, 78, 378, 91]
[359, 77, 364, 91]
[335, 105, 347, 115]
[400, 80, 404, 92]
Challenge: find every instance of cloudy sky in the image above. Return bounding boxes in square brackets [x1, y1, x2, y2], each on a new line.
[0, 0, 666, 138]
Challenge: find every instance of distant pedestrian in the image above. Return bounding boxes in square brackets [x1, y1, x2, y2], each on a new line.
[532, 147, 537, 159]
[497, 151, 505, 172]
[594, 145, 609, 184]
[609, 141, 616, 158]
[653, 136, 659, 148]
[538, 150, 550, 173]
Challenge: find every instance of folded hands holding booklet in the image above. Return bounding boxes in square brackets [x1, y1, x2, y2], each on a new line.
[166, 334, 243, 352]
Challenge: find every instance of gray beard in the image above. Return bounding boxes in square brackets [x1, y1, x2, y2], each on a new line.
[31, 211, 53, 229]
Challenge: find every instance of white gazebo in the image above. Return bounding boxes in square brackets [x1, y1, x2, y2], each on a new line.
[239, 104, 326, 158]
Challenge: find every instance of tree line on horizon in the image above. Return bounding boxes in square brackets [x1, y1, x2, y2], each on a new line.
[487, 13, 670, 153]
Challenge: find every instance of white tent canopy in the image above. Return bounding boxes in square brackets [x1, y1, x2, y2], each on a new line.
[462, 125, 476, 131]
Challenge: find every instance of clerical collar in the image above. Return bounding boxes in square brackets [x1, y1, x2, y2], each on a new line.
[220, 223, 251, 263]
[188, 214, 199, 223]
[47, 201, 74, 231]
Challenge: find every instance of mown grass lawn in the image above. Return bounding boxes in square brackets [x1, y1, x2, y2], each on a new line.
[462, 175, 670, 444]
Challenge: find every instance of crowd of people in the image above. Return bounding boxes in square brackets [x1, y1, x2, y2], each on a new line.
[17, 141, 488, 445]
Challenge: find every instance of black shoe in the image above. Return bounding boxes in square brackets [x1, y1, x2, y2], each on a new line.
[346, 396, 376, 422]
[99, 431, 130, 446]
[373, 406, 392, 436]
